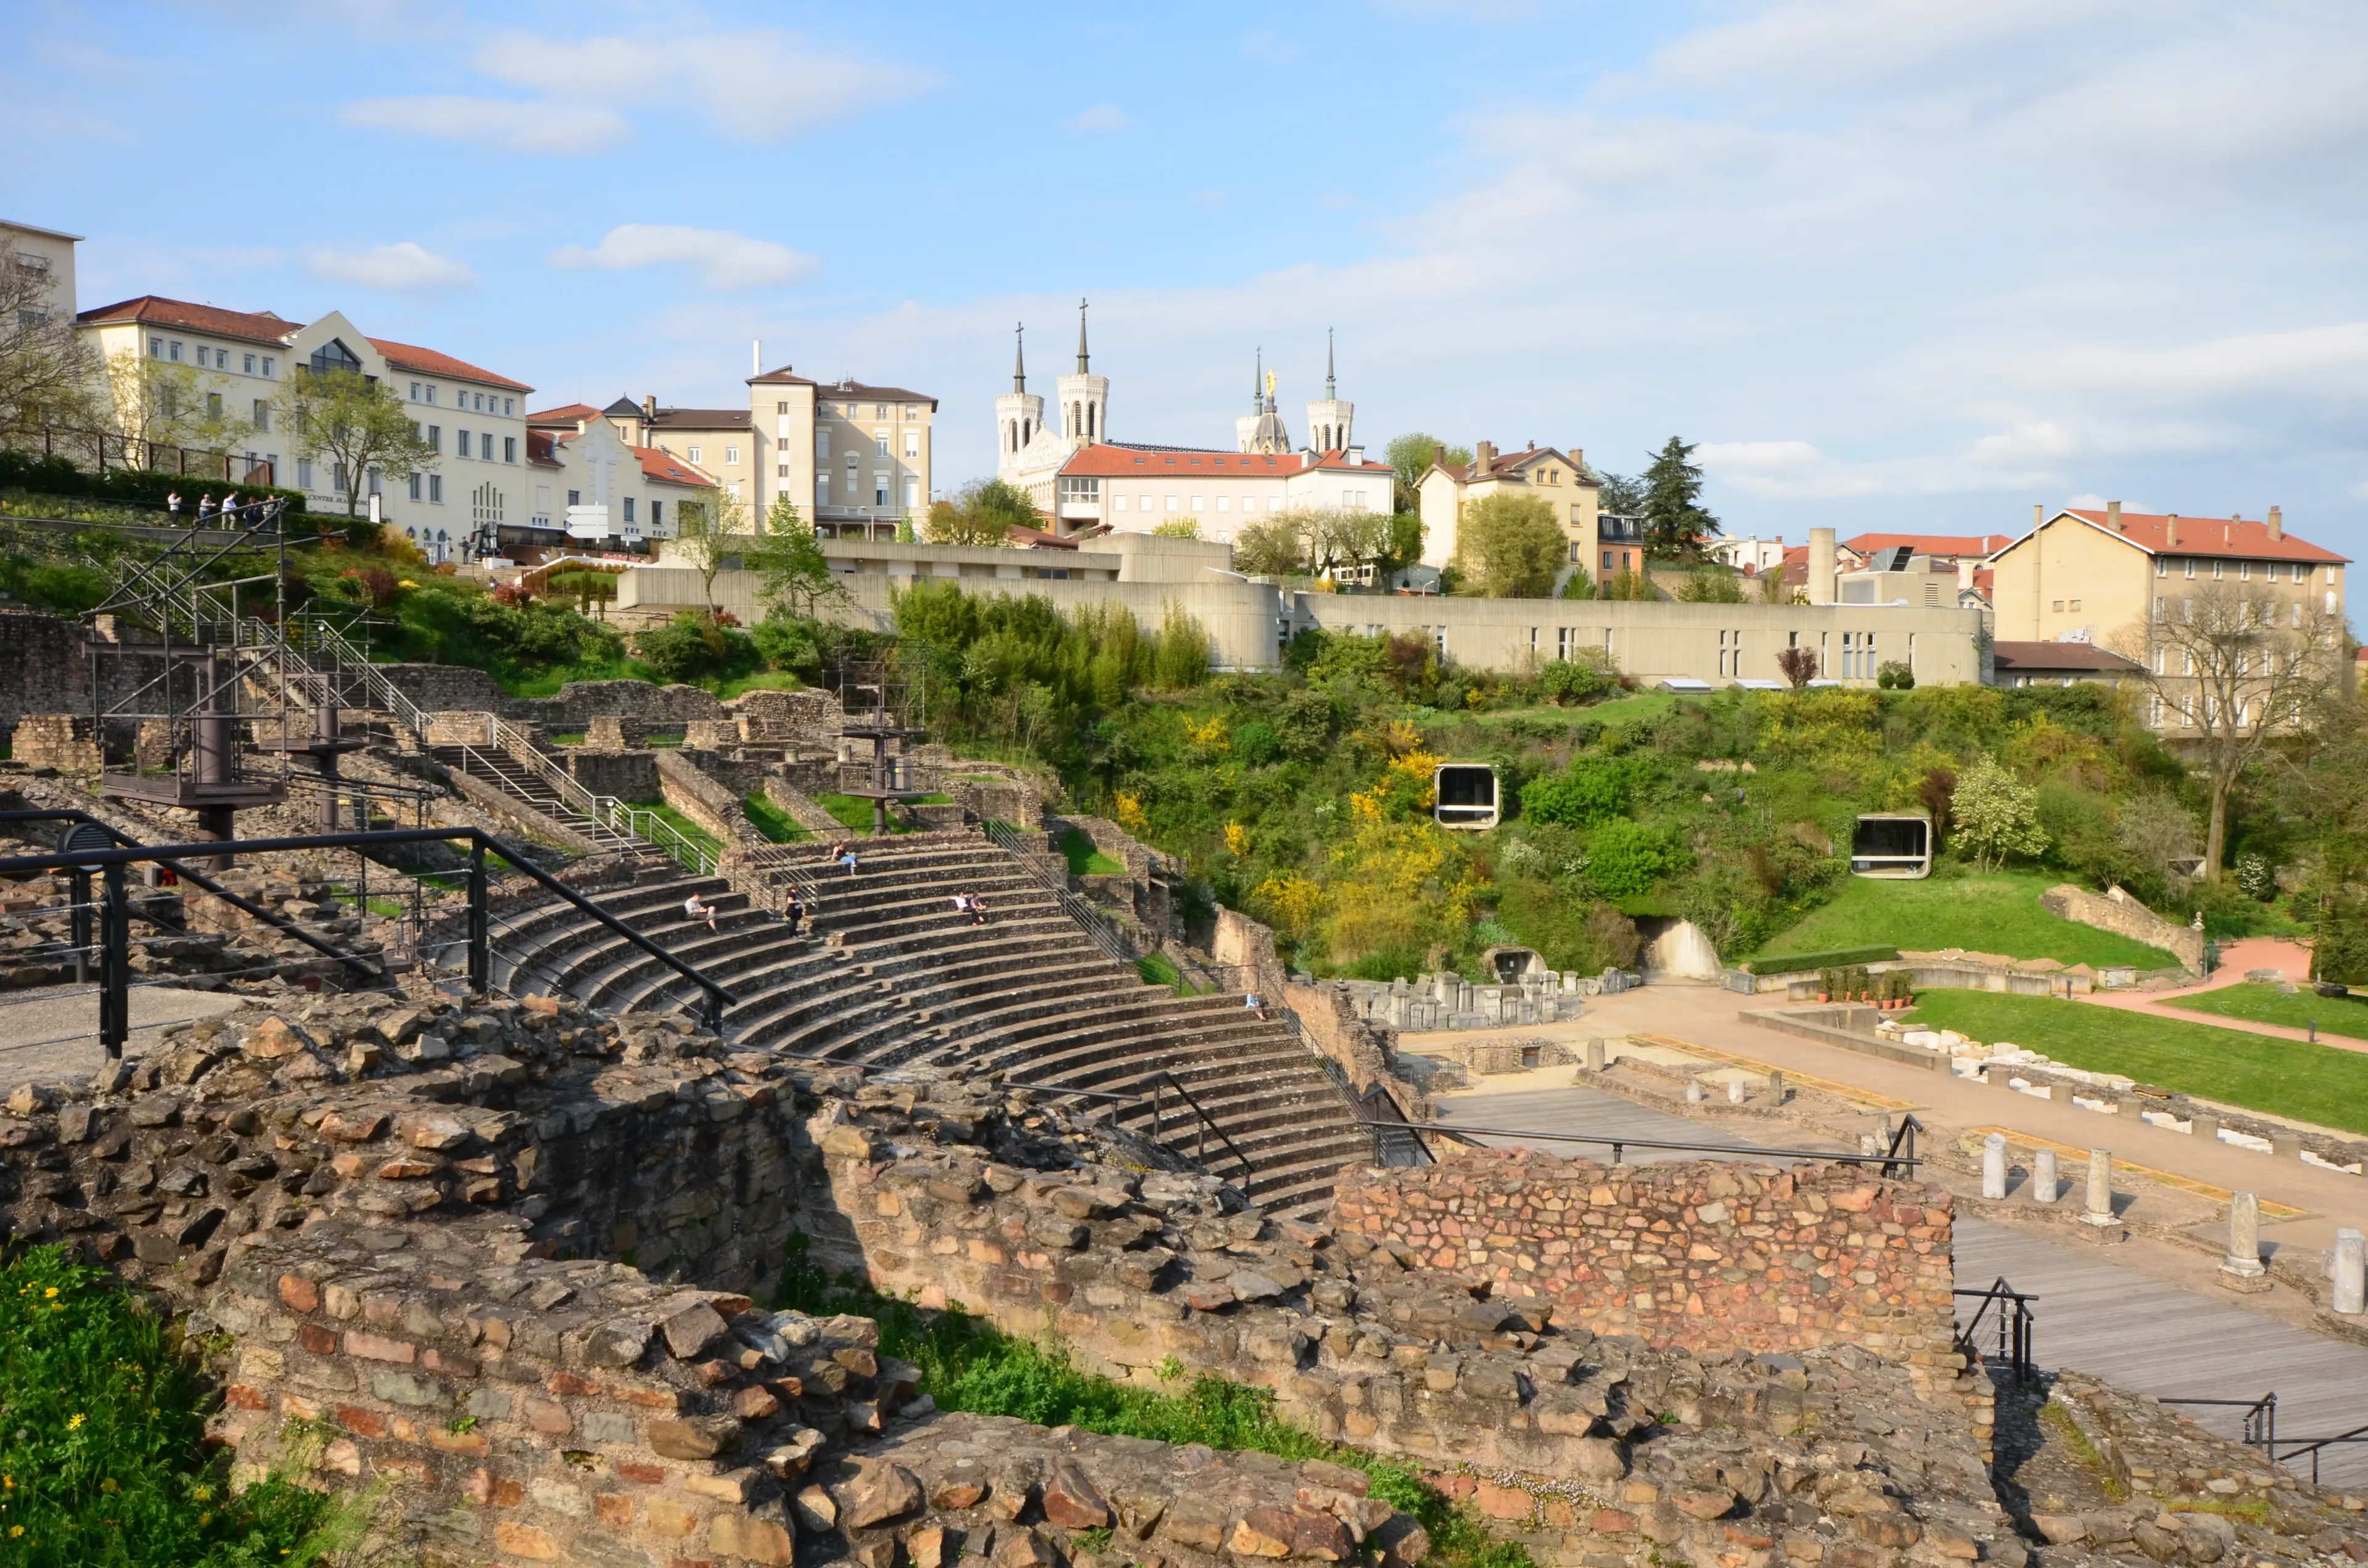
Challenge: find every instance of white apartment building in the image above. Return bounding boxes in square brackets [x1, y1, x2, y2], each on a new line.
[524, 404, 717, 556]
[747, 367, 937, 540]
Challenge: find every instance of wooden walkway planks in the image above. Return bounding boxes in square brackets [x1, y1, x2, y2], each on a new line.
[1434, 1084, 2368, 1488]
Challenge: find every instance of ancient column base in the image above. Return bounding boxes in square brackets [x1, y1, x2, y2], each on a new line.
[2217, 1262, 2272, 1294]
[2075, 1213, 2127, 1242]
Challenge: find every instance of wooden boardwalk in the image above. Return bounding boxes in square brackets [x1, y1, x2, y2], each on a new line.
[1439, 1085, 2368, 1488]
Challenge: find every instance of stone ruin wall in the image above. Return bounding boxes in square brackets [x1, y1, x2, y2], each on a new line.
[2037, 884, 2205, 974]
[1330, 1152, 1959, 1367]
[9, 986, 2367, 1568]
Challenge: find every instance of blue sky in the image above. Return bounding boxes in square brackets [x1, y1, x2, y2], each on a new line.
[12, 1, 2368, 559]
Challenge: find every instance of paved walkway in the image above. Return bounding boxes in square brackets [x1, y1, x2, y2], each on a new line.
[1441, 1078, 2368, 1488]
[0, 982, 247, 1083]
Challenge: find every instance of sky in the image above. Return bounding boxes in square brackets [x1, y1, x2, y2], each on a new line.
[10, 1, 2368, 559]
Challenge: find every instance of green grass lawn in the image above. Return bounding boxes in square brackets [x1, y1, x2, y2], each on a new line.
[1750, 870, 2177, 970]
[1904, 989, 2368, 1135]
[633, 800, 723, 860]
[1059, 826, 1126, 876]
[2168, 980, 2368, 1041]
[742, 792, 810, 843]
[0, 1246, 347, 1565]
[815, 792, 923, 834]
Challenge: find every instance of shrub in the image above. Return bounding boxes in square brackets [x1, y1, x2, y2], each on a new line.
[1231, 720, 1281, 766]
[0, 446, 309, 514]
[1520, 756, 1642, 827]
[633, 611, 758, 683]
[1876, 659, 1915, 690]
[1584, 818, 1674, 897]
[1677, 570, 1746, 604]
[751, 614, 822, 679]
[1534, 657, 1608, 706]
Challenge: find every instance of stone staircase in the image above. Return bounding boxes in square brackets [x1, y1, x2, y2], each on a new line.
[477, 829, 1375, 1218]
[431, 743, 647, 858]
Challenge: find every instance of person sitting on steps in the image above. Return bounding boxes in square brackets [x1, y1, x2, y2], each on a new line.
[682, 891, 719, 932]
[783, 892, 806, 935]
[966, 891, 989, 926]
[1244, 990, 1267, 1022]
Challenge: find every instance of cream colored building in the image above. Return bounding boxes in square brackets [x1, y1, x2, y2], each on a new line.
[1987, 503, 2346, 645]
[75, 295, 298, 481]
[745, 366, 936, 540]
[522, 405, 717, 554]
[1416, 441, 1602, 580]
[3, 218, 81, 329]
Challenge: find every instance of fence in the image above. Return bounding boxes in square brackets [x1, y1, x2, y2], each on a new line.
[14, 424, 278, 486]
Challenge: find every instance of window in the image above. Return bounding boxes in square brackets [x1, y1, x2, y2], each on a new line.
[409, 382, 422, 400]
[815, 431, 830, 458]
[504, 398, 514, 417]
[777, 401, 789, 415]
[2185, 558, 2195, 578]
[429, 475, 443, 503]
[875, 433, 889, 456]
[1191, 495, 1205, 512]
[168, 340, 183, 362]
[1217, 496, 1230, 512]
[905, 477, 920, 507]
[623, 497, 636, 523]
[2156, 556, 2168, 577]
[875, 404, 887, 418]
[874, 474, 889, 506]
[422, 385, 435, 405]
[504, 436, 517, 464]
[260, 356, 273, 378]
[651, 501, 663, 528]
[2212, 560, 2223, 580]
[567, 489, 581, 507]
[2052, 600, 2063, 612]
[148, 336, 163, 358]
[2240, 560, 2251, 580]
[778, 463, 789, 478]
[297, 459, 314, 490]
[245, 354, 258, 374]
[409, 474, 422, 501]
[426, 425, 441, 453]
[206, 392, 221, 418]
[474, 392, 485, 413]
[1166, 494, 1178, 512]
[688, 445, 702, 464]
[904, 431, 919, 458]
[1603, 551, 1613, 569]
[725, 445, 739, 466]
[816, 477, 830, 506]
[2069, 598, 2081, 612]
[253, 400, 269, 432]
[368, 468, 383, 496]
[1114, 494, 1128, 512]
[456, 430, 471, 458]
[2153, 596, 2166, 622]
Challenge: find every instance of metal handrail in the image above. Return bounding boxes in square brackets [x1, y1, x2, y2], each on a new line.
[1002, 1071, 1257, 1189]
[978, 819, 1142, 970]
[2160, 1393, 2276, 1456]
[2271, 1419, 2368, 1486]
[1953, 1276, 2036, 1378]
[1369, 1117, 1902, 1168]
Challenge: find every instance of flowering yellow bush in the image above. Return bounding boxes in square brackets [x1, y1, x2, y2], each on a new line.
[1223, 821, 1249, 856]
[1114, 792, 1150, 834]
[1249, 871, 1325, 940]
[1182, 715, 1230, 751]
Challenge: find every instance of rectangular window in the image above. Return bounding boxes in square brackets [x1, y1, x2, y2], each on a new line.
[456, 430, 471, 459]
[408, 474, 421, 501]
[429, 475, 442, 503]
[875, 433, 889, 456]
[688, 445, 703, 464]
[623, 497, 636, 523]
[149, 336, 164, 358]
[409, 381, 422, 400]
[651, 501, 663, 528]
[368, 468, 382, 496]
[422, 385, 434, 404]
[2153, 596, 2166, 621]
[725, 444, 740, 465]
[332, 461, 348, 494]
[778, 401, 789, 414]
[1166, 494, 1180, 512]
[2156, 556, 2168, 577]
[260, 356, 273, 377]
[1191, 495, 1205, 512]
[504, 436, 517, 463]
[777, 463, 789, 478]
[874, 404, 887, 418]
[297, 459, 314, 490]
[2213, 560, 2224, 580]
[252, 400, 270, 432]
[1140, 493, 1152, 511]
[904, 431, 919, 458]
[168, 340, 183, 362]
[874, 474, 889, 506]
[815, 431, 830, 458]
[567, 489, 580, 507]
[816, 477, 831, 506]
[246, 354, 258, 374]
[206, 392, 221, 418]
[1114, 494, 1128, 512]
[426, 425, 441, 453]
[1217, 496, 1230, 512]
[905, 477, 920, 507]
[504, 398, 514, 417]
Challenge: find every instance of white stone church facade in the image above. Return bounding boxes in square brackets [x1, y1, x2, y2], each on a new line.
[993, 307, 1392, 543]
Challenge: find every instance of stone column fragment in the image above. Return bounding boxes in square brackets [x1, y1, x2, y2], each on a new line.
[1981, 1133, 2008, 1201]
[2032, 1148, 2057, 1204]
[2219, 1191, 2267, 1292]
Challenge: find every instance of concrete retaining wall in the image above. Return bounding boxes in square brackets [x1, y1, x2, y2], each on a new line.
[2040, 884, 2203, 973]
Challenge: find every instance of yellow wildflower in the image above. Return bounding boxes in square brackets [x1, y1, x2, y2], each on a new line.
[67, 1413, 83, 1429]
[43, 1287, 56, 1299]
[99, 1477, 118, 1494]
[1223, 822, 1249, 856]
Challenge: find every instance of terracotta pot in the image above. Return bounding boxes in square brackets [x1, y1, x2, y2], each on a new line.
[1817, 992, 1829, 1003]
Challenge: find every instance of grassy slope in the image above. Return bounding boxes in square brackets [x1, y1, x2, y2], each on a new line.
[2169, 980, 2368, 1042]
[742, 792, 811, 843]
[1059, 827, 1125, 876]
[1905, 990, 2368, 1135]
[1750, 870, 2177, 970]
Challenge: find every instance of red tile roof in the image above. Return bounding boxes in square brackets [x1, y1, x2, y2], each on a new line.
[366, 337, 532, 393]
[633, 446, 714, 488]
[526, 432, 562, 467]
[1433, 445, 1589, 483]
[2042, 507, 2346, 565]
[76, 295, 297, 347]
[754, 366, 937, 409]
[1059, 442, 1389, 477]
[1843, 532, 2012, 558]
[527, 403, 600, 427]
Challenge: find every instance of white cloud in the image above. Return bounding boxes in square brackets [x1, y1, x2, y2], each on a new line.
[340, 95, 631, 155]
[474, 29, 933, 145]
[305, 242, 474, 292]
[548, 225, 817, 292]
[1065, 104, 1131, 134]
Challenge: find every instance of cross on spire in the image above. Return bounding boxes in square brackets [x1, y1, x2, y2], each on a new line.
[1075, 297, 1090, 374]
[1326, 327, 1336, 400]
[1013, 322, 1026, 393]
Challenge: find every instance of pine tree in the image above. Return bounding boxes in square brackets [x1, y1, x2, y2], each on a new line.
[1640, 436, 1720, 557]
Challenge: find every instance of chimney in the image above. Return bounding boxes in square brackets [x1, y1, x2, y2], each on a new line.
[2106, 499, 2122, 532]
[1957, 559, 1976, 597]
[643, 394, 657, 420]
[2268, 504, 2283, 541]
[752, 337, 762, 377]
[2033, 503, 2042, 531]
[1432, 443, 1445, 469]
[1809, 527, 1837, 605]
[1571, 446, 1584, 472]
[2166, 512, 2180, 548]
[1474, 440, 1497, 474]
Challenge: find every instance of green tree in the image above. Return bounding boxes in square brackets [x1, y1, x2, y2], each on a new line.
[1585, 818, 1674, 897]
[1384, 432, 1470, 512]
[1308, 507, 1393, 580]
[0, 239, 99, 435]
[1640, 436, 1720, 556]
[1232, 513, 1312, 577]
[924, 477, 1038, 546]
[1595, 470, 1647, 518]
[1559, 562, 1597, 600]
[1523, 757, 1638, 826]
[1676, 569, 1745, 603]
[1151, 517, 1201, 540]
[273, 366, 437, 518]
[1952, 753, 2049, 871]
[670, 484, 741, 618]
[102, 350, 254, 462]
[1452, 491, 1562, 597]
[746, 493, 845, 617]
[1606, 564, 1656, 601]
[1381, 509, 1425, 577]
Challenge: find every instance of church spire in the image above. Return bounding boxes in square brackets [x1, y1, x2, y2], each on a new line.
[1251, 348, 1264, 413]
[1075, 297, 1089, 373]
[1325, 328, 1336, 400]
[1013, 322, 1026, 393]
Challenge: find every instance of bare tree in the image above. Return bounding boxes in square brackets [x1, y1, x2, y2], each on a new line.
[0, 240, 99, 435]
[671, 484, 746, 618]
[101, 349, 255, 459]
[2111, 579, 2344, 879]
[273, 367, 438, 519]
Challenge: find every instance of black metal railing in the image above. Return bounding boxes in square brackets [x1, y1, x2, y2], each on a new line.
[1361, 1117, 1910, 1170]
[1953, 1276, 2037, 1377]
[1002, 1072, 1257, 1190]
[978, 819, 1143, 969]
[2161, 1392, 2276, 1455]
[2272, 1419, 2368, 1486]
